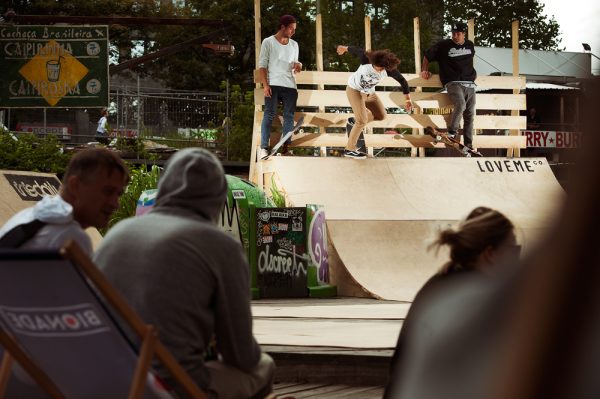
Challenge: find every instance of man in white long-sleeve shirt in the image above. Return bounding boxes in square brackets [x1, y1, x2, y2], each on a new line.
[257, 14, 302, 159]
[0, 148, 128, 253]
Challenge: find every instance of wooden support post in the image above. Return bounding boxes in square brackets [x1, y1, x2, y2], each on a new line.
[364, 16, 374, 157]
[468, 18, 475, 44]
[510, 19, 521, 157]
[0, 352, 14, 398]
[575, 96, 580, 130]
[467, 18, 480, 152]
[0, 329, 66, 399]
[560, 95, 565, 126]
[413, 17, 423, 158]
[128, 326, 158, 399]
[364, 16, 371, 51]
[250, 0, 261, 183]
[316, 13, 327, 157]
[254, 0, 261, 83]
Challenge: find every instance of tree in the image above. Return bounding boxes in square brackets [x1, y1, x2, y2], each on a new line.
[444, 0, 562, 51]
[318, 0, 443, 73]
[4, 1, 445, 90]
[143, 0, 316, 91]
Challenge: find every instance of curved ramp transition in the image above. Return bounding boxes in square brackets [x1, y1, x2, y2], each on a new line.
[262, 157, 565, 301]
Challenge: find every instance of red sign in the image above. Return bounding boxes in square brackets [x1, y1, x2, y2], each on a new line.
[16, 123, 72, 139]
[110, 128, 138, 138]
[525, 130, 581, 148]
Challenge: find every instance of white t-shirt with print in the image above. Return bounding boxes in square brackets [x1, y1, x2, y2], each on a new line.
[348, 64, 388, 94]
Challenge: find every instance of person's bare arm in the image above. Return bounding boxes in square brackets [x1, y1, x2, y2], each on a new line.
[259, 67, 271, 97]
[421, 56, 431, 79]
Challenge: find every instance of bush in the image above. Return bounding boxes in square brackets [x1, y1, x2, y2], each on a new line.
[103, 164, 161, 233]
[0, 130, 70, 175]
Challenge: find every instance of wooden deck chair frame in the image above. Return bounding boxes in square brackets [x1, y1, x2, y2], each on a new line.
[0, 240, 208, 399]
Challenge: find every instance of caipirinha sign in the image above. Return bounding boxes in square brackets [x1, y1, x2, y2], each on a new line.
[0, 25, 108, 108]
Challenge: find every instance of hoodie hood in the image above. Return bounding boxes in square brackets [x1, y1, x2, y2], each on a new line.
[154, 148, 227, 223]
[33, 195, 74, 224]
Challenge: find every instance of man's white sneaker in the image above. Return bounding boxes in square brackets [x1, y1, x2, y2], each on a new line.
[259, 148, 269, 160]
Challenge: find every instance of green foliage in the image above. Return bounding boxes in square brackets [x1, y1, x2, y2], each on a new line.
[104, 164, 161, 233]
[0, 131, 70, 175]
[269, 175, 286, 208]
[6, 1, 446, 90]
[114, 136, 148, 157]
[444, 0, 562, 50]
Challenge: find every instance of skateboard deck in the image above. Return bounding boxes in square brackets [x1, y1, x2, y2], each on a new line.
[424, 127, 482, 157]
[262, 116, 305, 160]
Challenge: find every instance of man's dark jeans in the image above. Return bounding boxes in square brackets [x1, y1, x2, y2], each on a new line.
[260, 85, 298, 149]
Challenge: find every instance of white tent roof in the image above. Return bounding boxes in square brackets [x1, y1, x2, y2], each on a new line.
[475, 47, 592, 79]
[526, 82, 579, 90]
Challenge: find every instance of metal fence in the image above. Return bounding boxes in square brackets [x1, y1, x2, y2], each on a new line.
[109, 85, 228, 138]
[1, 83, 233, 158]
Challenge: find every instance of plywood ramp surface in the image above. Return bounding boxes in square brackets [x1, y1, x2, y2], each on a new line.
[265, 157, 565, 301]
[254, 318, 402, 348]
[0, 170, 61, 224]
[252, 299, 410, 319]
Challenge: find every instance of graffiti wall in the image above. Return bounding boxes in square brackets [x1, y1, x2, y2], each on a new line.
[255, 207, 309, 298]
[307, 205, 329, 285]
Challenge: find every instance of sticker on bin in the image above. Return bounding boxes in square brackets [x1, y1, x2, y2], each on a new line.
[136, 189, 158, 216]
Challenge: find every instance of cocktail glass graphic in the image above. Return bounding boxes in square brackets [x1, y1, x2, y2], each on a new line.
[46, 56, 64, 82]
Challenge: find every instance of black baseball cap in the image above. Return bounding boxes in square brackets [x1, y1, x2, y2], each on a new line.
[451, 21, 467, 33]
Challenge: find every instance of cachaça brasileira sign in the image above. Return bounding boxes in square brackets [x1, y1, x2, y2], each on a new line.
[0, 25, 108, 107]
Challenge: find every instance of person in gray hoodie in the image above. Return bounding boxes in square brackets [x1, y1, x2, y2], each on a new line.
[94, 148, 275, 399]
[0, 148, 128, 252]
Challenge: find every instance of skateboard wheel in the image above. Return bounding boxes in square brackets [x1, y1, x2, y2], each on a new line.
[435, 135, 442, 142]
[298, 128, 304, 134]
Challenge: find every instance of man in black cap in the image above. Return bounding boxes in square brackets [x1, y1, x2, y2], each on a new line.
[421, 21, 477, 153]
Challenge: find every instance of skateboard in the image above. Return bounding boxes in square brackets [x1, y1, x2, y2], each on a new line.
[346, 119, 366, 154]
[262, 116, 305, 160]
[424, 127, 482, 157]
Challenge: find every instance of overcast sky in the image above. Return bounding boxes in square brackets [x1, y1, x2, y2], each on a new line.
[541, 0, 600, 74]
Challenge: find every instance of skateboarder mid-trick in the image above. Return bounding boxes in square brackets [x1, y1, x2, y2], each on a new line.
[421, 21, 477, 155]
[337, 45, 412, 159]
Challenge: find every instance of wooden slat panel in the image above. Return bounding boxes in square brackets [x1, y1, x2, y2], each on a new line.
[283, 132, 526, 149]
[255, 112, 526, 130]
[255, 89, 526, 110]
[254, 70, 525, 90]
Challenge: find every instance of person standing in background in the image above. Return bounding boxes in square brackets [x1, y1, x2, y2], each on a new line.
[257, 14, 302, 159]
[96, 108, 110, 145]
[421, 21, 477, 154]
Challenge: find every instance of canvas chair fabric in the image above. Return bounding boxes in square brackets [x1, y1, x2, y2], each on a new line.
[0, 243, 207, 399]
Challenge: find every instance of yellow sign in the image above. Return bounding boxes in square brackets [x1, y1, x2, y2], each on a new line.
[18, 40, 89, 106]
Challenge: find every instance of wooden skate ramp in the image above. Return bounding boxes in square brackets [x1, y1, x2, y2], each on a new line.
[263, 157, 565, 301]
[1, 170, 103, 248]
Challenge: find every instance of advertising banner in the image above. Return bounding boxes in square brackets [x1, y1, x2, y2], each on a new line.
[0, 25, 109, 107]
[524, 130, 581, 148]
